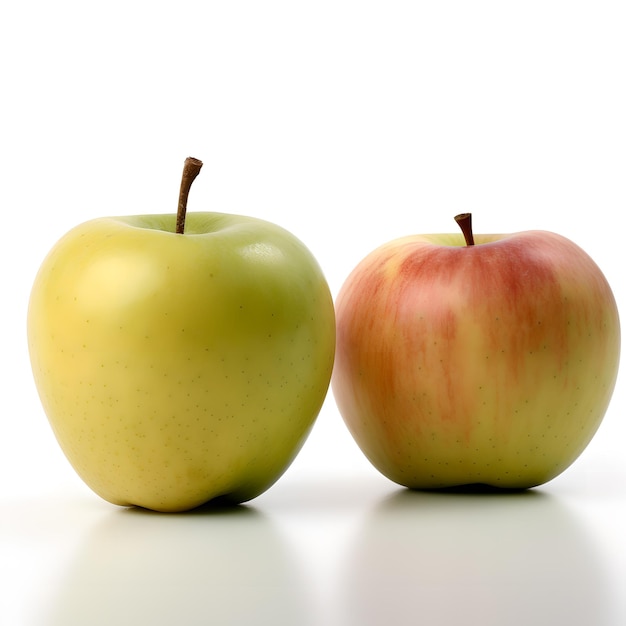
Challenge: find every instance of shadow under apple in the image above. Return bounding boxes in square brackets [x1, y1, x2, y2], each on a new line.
[35, 503, 313, 626]
[338, 487, 611, 626]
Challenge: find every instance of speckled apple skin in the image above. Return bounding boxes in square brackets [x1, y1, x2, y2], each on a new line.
[28, 212, 335, 511]
[332, 231, 620, 489]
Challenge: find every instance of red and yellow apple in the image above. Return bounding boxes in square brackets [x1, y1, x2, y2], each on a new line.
[332, 214, 620, 489]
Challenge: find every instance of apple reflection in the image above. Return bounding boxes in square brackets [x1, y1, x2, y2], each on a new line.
[339, 487, 610, 626]
[38, 504, 312, 626]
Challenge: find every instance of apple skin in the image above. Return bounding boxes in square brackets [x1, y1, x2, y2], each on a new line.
[28, 212, 335, 512]
[332, 229, 620, 489]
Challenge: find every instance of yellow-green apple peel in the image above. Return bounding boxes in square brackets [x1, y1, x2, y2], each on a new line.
[332, 213, 620, 489]
[27, 158, 335, 511]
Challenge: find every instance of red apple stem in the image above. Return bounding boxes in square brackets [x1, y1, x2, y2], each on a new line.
[176, 157, 203, 234]
[454, 213, 475, 246]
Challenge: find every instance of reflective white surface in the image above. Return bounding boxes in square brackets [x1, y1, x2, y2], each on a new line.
[2, 2, 626, 625]
[3, 455, 626, 626]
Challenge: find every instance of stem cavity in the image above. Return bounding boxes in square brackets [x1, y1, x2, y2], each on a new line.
[176, 157, 203, 234]
[454, 213, 475, 246]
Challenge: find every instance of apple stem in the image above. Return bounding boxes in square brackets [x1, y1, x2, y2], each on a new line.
[454, 213, 475, 246]
[176, 157, 203, 234]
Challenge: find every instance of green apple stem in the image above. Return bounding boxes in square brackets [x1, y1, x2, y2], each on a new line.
[454, 213, 475, 246]
[176, 157, 204, 235]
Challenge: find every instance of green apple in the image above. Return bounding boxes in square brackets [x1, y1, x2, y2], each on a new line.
[332, 213, 620, 489]
[27, 158, 335, 511]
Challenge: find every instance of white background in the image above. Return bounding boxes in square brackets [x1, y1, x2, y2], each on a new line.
[2, 1, 625, 625]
